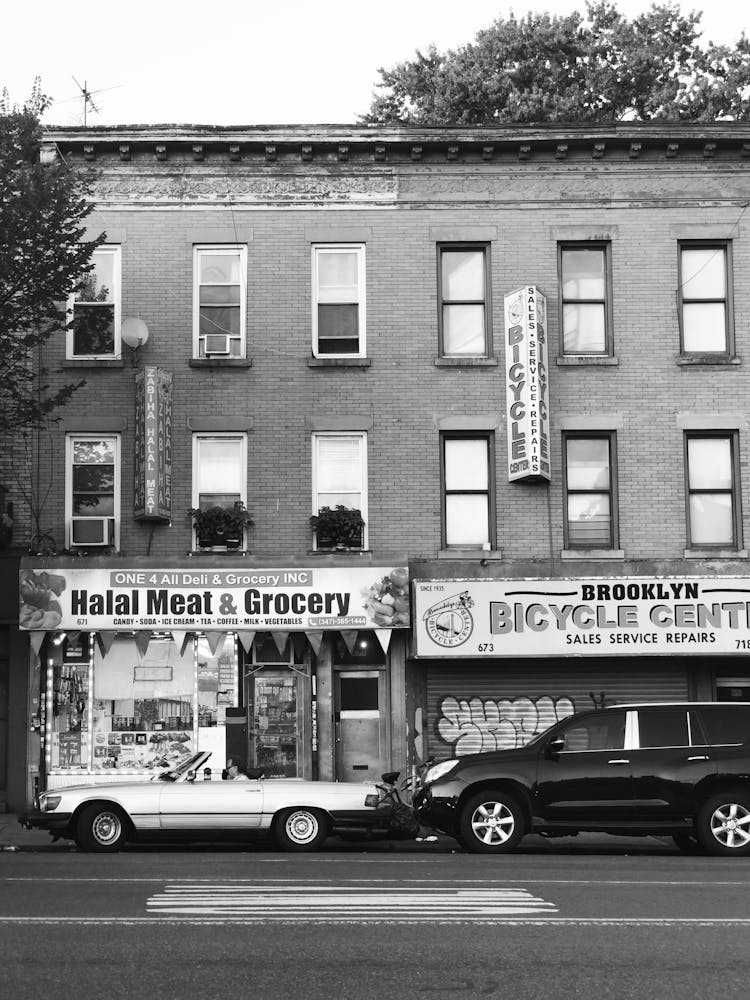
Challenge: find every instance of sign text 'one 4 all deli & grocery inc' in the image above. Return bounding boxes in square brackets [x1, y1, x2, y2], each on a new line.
[414, 577, 750, 657]
[19, 565, 410, 631]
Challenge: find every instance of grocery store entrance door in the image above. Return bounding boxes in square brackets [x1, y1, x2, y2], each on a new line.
[335, 670, 386, 783]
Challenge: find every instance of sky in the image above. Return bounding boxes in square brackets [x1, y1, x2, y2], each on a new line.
[2, 0, 747, 127]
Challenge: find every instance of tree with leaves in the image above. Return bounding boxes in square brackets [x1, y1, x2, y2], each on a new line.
[0, 80, 103, 434]
[363, 2, 750, 125]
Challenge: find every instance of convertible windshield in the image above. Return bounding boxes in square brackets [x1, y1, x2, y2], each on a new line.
[156, 752, 210, 782]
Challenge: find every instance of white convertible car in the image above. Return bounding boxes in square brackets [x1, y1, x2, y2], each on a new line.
[20, 751, 401, 852]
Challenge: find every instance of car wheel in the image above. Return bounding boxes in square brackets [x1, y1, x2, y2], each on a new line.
[459, 790, 526, 854]
[696, 792, 750, 856]
[274, 808, 328, 851]
[76, 804, 128, 852]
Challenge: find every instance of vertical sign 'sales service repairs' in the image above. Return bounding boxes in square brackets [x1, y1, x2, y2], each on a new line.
[504, 286, 550, 482]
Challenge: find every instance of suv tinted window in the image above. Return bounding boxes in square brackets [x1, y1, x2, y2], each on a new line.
[638, 708, 689, 748]
[559, 711, 626, 752]
[699, 707, 750, 746]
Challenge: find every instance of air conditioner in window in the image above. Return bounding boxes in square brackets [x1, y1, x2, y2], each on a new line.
[71, 517, 114, 547]
[204, 334, 231, 356]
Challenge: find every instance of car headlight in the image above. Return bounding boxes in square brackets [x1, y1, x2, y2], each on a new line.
[39, 794, 62, 812]
[423, 759, 460, 784]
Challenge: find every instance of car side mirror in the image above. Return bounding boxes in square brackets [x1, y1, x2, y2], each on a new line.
[546, 737, 565, 758]
[186, 769, 197, 782]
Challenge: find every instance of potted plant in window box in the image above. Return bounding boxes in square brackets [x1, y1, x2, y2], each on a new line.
[190, 501, 254, 550]
[309, 505, 365, 550]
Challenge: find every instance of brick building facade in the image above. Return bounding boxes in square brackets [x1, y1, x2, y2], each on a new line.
[3, 121, 750, 810]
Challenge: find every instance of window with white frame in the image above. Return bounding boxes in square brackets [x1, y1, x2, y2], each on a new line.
[441, 434, 494, 549]
[312, 433, 367, 549]
[67, 246, 121, 358]
[438, 244, 490, 357]
[192, 435, 247, 547]
[563, 434, 617, 549]
[193, 246, 246, 358]
[686, 433, 741, 548]
[560, 243, 611, 355]
[678, 243, 732, 354]
[312, 244, 365, 357]
[66, 435, 120, 548]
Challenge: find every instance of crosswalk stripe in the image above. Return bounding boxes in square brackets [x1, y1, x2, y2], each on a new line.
[146, 882, 558, 921]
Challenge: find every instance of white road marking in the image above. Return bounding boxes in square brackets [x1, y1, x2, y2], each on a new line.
[3, 916, 750, 926]
[146, 883, 558, 921]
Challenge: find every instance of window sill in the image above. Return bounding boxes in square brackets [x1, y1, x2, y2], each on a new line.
[188, 548, 252, 556]
[63, 358, 125, 368]
[676, 355, 740, 366]
[437, 548, 503, 560]
[307, 357, 372, 368]
[189, 358, 253, 368]
[433, 357, 499, 367]
[684, 548, 748, 559]
[556, 356, 618, 367]
[561, 549, 625, 561]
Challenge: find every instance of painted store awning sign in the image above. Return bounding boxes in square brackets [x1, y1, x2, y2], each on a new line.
[414, 577, 750, 658]
[19, 564, 410, 632]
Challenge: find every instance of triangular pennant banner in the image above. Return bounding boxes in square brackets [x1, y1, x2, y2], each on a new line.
[305, 630, 324, 655]
[97, 631, 117, 657]
[205, 632, 225, 656]
[374, 628, 393, 653]
[271, 631, 289, 656]
[66, 631, 81, 646]
[29, 631, 46, 656]
[170, 631, 192, 657]
[133, 631, 151, 657]
[340, 630, 358, 654]
[291, 633, 307, 658]
[236, 631, 257, 653]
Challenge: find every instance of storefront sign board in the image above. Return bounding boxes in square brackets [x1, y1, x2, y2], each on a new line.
[20, 564, 410, 632]
[504, 285, 550, 482]
[414, 576, 750, 657]
[134, 366, 172, 521]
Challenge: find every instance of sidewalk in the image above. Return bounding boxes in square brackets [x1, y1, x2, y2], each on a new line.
[0, 813, 60, 851]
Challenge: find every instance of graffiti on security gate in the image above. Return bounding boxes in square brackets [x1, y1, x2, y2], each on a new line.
[437, 694, 576, 755]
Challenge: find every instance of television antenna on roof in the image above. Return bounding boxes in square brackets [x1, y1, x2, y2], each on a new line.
[71, 77, 102, 125]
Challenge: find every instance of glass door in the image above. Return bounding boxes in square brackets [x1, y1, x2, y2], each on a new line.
[247, 670, 300, 777]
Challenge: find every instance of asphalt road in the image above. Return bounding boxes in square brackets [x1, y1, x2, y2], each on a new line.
[2, 839, 749, 999]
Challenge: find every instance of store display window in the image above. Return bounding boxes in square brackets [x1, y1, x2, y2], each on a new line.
[48, 634, 91, 770]
[46, 632, 239, 775]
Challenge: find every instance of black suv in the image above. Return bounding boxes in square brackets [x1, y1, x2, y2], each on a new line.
[413, 702, 750, 855]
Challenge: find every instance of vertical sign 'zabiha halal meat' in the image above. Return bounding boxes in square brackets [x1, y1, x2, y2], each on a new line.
[134, 366, 172, 522]
[504, 285, 550, 482]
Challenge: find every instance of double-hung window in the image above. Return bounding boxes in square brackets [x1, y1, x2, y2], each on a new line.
[312, 433, 367, 549]
[312, 244, 365, 357]
[192, 435, 247, 547]
[560, 243, 611, 355]
[685, 433, 741, 548]
[438, 244, 490, 357]
[67, 246, 121, 358]
[678, 243, 732, 355]
[563, 434, 617, 549]
[193, 246, 246, 358]
[66, 435, 119, 548]
[441, 434, 494, 549]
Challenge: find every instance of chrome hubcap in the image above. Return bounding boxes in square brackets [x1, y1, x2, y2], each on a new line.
[92, 812, 121, 845]
[287, 811, 318, 844]
[471, 802, 515, 845]
[710, 803, 750, 849]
